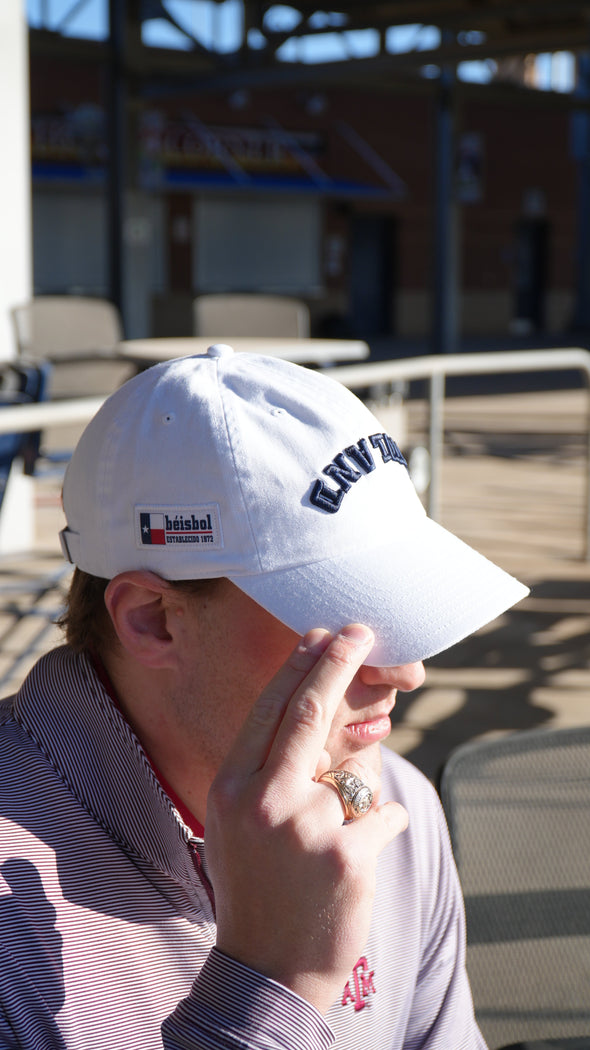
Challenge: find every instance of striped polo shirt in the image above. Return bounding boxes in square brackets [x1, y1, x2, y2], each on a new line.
[0, 646, 486, 1049]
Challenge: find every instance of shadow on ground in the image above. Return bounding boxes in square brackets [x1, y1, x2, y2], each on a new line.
[392, 577, 590, 784]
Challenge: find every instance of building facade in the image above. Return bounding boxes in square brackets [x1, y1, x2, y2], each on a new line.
[29, 40, 579, 345]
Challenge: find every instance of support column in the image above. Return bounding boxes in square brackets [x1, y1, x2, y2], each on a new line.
[0, 1, 34, 550]
[0, 0, 31, 361]
[572, 53, 590, 332]
[107, 0, 128, 329]
[432, 55, 458, 355]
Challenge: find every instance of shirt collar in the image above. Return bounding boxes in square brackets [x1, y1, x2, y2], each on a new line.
[13, 646, 205, 895]
[90, 651, 205, 838]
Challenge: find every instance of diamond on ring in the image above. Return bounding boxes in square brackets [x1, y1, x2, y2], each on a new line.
[318, 769, 374, 821]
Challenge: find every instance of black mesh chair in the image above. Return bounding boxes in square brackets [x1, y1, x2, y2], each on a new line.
[440, 727, 590, 1050]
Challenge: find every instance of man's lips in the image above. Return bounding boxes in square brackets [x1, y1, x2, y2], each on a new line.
[344, 714, 393, 741]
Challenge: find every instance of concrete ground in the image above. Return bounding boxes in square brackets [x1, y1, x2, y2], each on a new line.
[1, 384, 590, 786]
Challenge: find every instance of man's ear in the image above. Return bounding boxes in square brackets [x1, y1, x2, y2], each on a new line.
[104, 571, 182, 668]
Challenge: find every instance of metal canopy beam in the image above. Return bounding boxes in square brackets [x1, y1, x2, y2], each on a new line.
[30, 2, 590, 68]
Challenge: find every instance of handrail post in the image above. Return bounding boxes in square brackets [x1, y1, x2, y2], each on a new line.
[428, 370, 445, 521]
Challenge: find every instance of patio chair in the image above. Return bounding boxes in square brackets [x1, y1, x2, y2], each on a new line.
[0, 361, 51, 553]
[440, 726, 590, 1050]
[0, 361, 50, 500]
[193, 293, 310, 339]
[10, 295, 132, 399]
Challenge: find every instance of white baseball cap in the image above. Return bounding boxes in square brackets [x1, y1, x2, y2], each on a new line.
[60, 344, 528, 666]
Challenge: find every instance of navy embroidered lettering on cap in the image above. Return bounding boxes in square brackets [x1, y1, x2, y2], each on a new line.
[309, 434, 407, 514]
[370, 432, 407, 466]
[345, 438, 376, 473]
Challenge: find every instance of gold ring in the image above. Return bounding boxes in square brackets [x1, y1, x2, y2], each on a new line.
[318, 769, 374, 821]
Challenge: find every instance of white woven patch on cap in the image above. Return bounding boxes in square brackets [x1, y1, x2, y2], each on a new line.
[135, 505, 223, 551]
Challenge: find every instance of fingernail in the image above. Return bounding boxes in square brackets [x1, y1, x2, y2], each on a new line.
[299, 628, 332, 655]
[338, 624, 374, 647]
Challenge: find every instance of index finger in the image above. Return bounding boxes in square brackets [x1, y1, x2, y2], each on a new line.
[215, 627, 333, 781]
[266, 623, 375, 779]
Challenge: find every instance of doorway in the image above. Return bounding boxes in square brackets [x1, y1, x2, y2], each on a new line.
[349, 213, 397, 338]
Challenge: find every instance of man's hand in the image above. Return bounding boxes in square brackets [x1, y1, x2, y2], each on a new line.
[205, 624, 409, 1015]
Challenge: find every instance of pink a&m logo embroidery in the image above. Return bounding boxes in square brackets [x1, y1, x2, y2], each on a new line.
[341, 955, 376, 1012]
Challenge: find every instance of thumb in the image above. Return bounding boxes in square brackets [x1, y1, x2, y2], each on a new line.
[348, 800, 409, 855]
[379, 800, 409, 839]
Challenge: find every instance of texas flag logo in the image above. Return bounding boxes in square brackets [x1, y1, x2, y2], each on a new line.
[136, 504, 222, 550]
[140, 512, 166, 545]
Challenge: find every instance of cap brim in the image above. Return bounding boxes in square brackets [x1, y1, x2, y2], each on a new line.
[230, 516, 529, 666]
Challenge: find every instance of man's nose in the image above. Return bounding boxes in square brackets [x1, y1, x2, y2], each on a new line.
[358, 661, 426, 692]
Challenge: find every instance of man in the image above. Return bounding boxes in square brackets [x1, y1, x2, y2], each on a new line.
[0, 344, 528, 1049]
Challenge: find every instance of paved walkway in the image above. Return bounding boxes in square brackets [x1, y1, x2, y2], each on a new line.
[1, 386, 589, 783]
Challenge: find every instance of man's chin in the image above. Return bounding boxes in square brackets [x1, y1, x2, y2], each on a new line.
[331, 742, 383, 796]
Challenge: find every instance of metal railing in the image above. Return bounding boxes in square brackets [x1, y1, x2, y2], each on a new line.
[0, 396, 106, 433]
[1, 347, 590, 556]
[327, 347, 590, 559]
